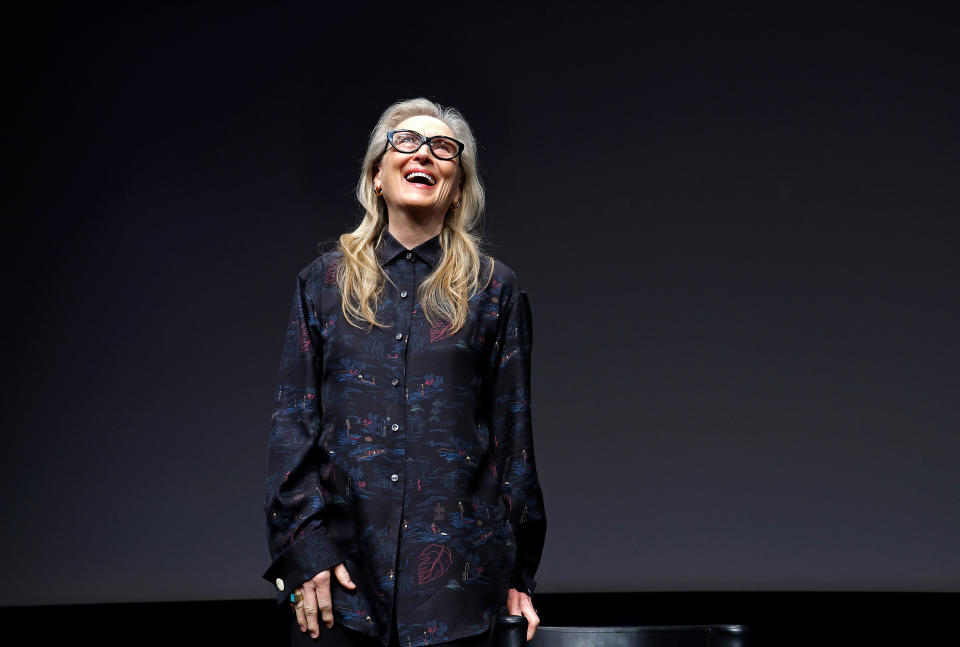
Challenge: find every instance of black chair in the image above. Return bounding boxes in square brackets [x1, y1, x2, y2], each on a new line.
[527, 625, 748, 647]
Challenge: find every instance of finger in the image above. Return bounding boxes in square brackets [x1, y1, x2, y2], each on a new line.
[334, 563, 356, 589]
[314, 572, 335, 629]
[505, 588, 521, 616]
[302, 582, 321, 638]
[519, 594, 540, 641]
[293, 594, 307, 633]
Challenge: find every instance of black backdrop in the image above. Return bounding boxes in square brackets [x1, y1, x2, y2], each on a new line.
[4, 2, 958, 606]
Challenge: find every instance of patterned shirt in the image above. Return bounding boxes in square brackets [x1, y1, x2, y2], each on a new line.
[262, 229, 546, 647]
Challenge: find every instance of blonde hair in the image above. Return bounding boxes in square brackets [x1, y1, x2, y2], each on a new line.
[337, 98, 490, 332]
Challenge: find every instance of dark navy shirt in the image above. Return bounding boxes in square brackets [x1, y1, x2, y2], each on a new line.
[263, 229, 546, 647]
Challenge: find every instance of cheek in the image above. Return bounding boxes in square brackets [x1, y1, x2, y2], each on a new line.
[441, 169, 460, 190]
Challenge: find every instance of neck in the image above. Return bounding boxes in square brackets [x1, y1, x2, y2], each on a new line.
[386, 210, 444, 250]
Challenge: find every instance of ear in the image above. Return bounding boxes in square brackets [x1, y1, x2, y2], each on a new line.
[373, 164, 382, 188]
[454, 181, 463, 205]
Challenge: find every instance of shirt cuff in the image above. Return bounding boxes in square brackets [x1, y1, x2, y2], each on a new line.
[263, 529, 343, 604]
[509, 569, 537, 596]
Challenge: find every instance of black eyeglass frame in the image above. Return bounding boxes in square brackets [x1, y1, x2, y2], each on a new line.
[385, 130, 465, 161]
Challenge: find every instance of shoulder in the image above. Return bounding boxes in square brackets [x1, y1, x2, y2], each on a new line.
[292, 252, 343, 312]
[483, 255, 526, 306]
[297, 251, 343, 286]
[485, 255, 518, 284]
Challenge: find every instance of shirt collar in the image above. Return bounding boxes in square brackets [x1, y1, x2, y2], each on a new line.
[376, 228, 443, 269]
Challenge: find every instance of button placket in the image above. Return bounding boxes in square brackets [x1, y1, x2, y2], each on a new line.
[385, 253, 417, 502]
[393, 259, 417, 436]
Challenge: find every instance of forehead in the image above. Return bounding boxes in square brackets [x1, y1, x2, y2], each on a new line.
[395, 115, 454, 138]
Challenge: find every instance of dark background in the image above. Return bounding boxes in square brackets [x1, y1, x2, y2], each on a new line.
[3, 1, 958, 608]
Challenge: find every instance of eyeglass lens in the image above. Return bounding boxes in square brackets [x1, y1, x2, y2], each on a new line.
[390, 131, 460, 159]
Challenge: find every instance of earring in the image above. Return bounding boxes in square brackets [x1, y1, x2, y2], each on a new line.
[374, 184, 383, 196]
[450, 199, 461, 210]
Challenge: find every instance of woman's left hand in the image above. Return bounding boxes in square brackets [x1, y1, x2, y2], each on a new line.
[505, 587, 540, 642]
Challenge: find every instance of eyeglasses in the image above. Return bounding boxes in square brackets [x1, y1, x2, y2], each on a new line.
[385, 130, 464, 161]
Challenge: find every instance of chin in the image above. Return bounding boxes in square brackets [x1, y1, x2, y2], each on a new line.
[399, 198, 440, 210]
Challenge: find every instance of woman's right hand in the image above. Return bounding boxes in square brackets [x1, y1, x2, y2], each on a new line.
[294, 563, 356, 638]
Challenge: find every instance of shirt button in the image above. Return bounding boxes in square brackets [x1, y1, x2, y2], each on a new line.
[275, 578, 285, 591]
[400, 290, 408, 298]
[391, 474, 399, 482]
[395, 332, 403, 341]
[405, 252, 413, 260]
[391, 378, 399, 386]
[391, 423, 399, 431]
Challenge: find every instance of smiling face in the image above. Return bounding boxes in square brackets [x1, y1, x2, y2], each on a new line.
[374, 115, 462, 221]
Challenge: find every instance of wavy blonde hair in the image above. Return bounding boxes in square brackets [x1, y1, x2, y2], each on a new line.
[337, 98, 490, 332]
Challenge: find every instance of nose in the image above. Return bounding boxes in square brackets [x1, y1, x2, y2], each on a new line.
[411, 144, 433, 163]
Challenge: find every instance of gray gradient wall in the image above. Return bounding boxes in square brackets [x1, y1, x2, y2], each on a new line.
[4, 3, 958, 606]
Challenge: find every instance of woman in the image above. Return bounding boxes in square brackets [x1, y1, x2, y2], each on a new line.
[263, 98, 546, 647]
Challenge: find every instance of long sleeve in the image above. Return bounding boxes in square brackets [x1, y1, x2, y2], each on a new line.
[262, 269, 341, 604]
[490, 285, 546, 596]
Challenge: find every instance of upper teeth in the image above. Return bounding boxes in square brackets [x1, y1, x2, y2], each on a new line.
[405, 171, 435, 185]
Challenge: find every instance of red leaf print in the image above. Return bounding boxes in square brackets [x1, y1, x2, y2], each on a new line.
[417, 543, 452, 584]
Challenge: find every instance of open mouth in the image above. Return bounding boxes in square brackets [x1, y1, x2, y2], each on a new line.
[404, 171, 436, 186]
